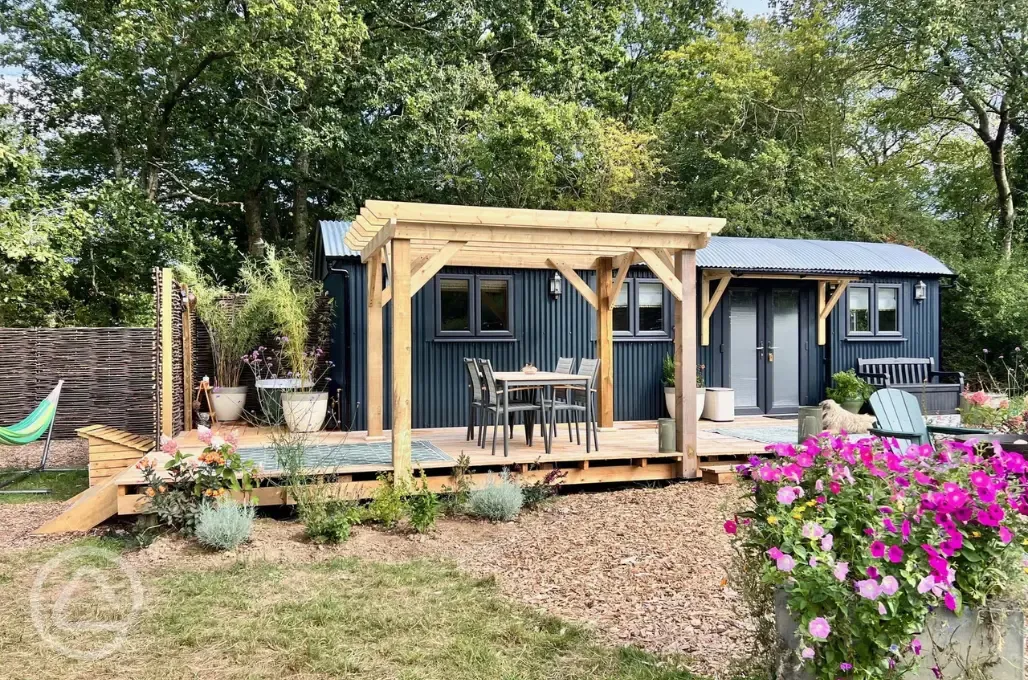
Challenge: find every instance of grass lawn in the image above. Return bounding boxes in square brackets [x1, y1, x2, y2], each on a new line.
[0, 537, 704, 680]
[0, 469, 88, 504]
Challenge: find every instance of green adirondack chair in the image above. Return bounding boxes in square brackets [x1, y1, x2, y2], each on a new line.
[868, 388, 989, 451]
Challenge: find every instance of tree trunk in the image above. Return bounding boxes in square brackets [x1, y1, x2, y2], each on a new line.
[293, 148, 310, 255]
[988, 140, 1016, 259]
[244, 188, 264, 255]
[265, 190, 280, 245]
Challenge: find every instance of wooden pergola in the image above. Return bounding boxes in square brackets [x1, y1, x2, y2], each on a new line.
[343, 200, 726, 480]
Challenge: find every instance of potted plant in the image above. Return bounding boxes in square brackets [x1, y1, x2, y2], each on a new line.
[662, 354, 705, 421]
[826, 369, 873, 414]
[727, 436, 1026, 680]
[178, 267, 262, 422]
[243, 248, 330, 432]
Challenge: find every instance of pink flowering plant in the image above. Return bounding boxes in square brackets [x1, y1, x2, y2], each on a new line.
[728, 434, 1027, 680]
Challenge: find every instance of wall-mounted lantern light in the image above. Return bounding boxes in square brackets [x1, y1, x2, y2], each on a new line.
[914, 280, 927, 302]
[549, 271, 563, 299]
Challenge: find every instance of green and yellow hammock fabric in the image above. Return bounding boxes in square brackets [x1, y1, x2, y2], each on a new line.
[0, 381, 63, 446]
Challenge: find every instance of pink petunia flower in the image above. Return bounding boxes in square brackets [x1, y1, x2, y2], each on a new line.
[801, 647, 815, 660]
[777, 555, 796, 572]
[802, 522, 825, 540]
[1000, 526, 1014, 544]
[870, 540, 886, 558]
[943, 592, 957, 611]
[917, 574, 936, 594]
[855, 579, 882, 600]
[887, 545, 904, 563]
[911, 638, 922, 656]
[821, 533, 834, 551]
[808, 617, 831, 640]
[723, 519, 737, 534]
[768, 547, 784, 560]
[880, 575, 899, 596]
[833, 562, 849, 581]
[777, 486, 798, 505]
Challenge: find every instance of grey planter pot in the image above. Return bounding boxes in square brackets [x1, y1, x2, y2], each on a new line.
[840, 398, 864, 414]
[775, 590, 1024, 680]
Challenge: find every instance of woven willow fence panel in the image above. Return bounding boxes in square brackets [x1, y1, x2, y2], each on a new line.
[0, 328, 156, 439]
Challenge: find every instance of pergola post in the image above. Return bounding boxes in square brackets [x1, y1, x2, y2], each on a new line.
[596, 257, 615, 428]
[366, 250, 384, 440]
[390, 238, 413, 482]
[673, 249, 698, 478]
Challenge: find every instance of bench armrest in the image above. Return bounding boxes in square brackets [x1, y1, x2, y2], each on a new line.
[926, 424, 991, 436]
[928, 370, 964, 385]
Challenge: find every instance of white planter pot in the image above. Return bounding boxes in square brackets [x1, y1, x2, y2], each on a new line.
[664, 386, 705, 421]
[702, 387, 735, 422]
[212, 386, 247, 422]
[281, 391, 329, 433]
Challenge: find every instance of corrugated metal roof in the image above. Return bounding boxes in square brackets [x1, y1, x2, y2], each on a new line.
[320, 220, 359, 258]
[696, 237, 953, 276]
[319, 220, 953, 276]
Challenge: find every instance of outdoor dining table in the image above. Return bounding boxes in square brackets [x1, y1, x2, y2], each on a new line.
[492, 371, 593, 457]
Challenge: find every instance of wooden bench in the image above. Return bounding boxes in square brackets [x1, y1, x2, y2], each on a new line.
[856, 357, 964, 415]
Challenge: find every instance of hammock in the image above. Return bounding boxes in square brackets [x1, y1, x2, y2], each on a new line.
[0, 381, 63, 492]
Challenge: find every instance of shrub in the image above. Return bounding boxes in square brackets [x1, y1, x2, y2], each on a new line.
[302, 499, 362, 544]
[825, 369, 873, 403]
[729, 436, 1027, 680]
[469, 472, 523, 521]
[405, 471, 440, 534]
[367, 473, 407, 528]
[441, 453, 473, 514]
[194, 499, 255, 550]
[521, 468, 567, 510]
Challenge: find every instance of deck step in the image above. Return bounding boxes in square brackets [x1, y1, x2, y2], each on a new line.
[700, 461, 745, 485]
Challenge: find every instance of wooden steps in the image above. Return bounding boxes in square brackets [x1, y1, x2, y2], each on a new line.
[33, 425, 152, 534]
[78, 425, 153, 486]
[700, 462, 740, 485]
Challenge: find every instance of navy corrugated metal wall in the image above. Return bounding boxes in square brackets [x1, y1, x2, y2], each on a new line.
[828, 278, 942, 377]
[324, 260, 943, 429]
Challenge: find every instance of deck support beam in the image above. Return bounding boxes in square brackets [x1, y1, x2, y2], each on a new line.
[596, 257, 615, 428]
[391, 238, 413, 482]
[674, 250, 699, 478]
[367, 250, 385, 439]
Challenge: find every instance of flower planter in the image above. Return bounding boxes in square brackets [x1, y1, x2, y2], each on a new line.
[664, 386, 704, 421]
[702, 387, 735, 422]
[255, 378, 313, 425]
[840, 398, 864, 414]
[281, 390, 328, 432]
[775, 590, 1024, 680]
[211, 386, 247, 422]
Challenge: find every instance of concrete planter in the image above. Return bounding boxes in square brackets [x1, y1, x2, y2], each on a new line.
[211, 386, 247, 422]
[775, 590, 1024, 680]
[665, 386, 704, 421]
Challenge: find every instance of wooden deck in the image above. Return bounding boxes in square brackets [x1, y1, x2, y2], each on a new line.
[106, 417, 788, 516]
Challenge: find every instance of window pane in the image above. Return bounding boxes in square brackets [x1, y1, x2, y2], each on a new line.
[877, 287, 898, 333]
[613, 284, 630, 332]
[848, 288, 870, 333]
[439, 278, 470, 331]
[638, 282, 664, 332]
[479, 279, 509, 332]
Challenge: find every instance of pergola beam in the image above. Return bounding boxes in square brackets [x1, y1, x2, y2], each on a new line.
[609, 252, 635, 310]
[633, 248, 683, 302]
[546, 259, 598, 309]
[817, 280, 850, 345]
[360, 218, 396, 263]
[391, 239, 413, 482]
[674, 250, 699, 478]
[382, 241, 466, 306]
[596, 257, 615, 428]
[700, 273, 732, 346]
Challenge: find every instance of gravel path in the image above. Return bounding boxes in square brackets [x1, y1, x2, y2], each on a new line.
[0, 439, 87, 469]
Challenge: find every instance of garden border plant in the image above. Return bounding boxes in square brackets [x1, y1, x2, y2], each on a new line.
[727, 434, 1028, 680]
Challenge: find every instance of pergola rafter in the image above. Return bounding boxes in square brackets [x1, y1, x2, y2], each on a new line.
[344, 200, 726, 481]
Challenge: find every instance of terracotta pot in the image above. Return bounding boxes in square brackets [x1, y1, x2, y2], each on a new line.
[211, 386, 247, 422]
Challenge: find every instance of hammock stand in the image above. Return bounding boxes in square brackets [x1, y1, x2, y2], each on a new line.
[0, 380, 64, 494]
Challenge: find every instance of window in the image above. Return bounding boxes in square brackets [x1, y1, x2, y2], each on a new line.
[846, 283, 902, 338]
[877, 286, 899, 334]
[612, 279, 670, 339]
[848, 286, 871, 334]
[435, 275, 513, 339]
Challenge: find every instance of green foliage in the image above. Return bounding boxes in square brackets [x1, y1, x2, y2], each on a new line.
[825, 370, 873, 404]
[441, 452, 473, 514]
[469, 472, 523, 521]
[301, 498, 363, 545]
[367, 473, 407, 528]
[661, 354, 704, 388]
[405, 471, 441, 534]
[195, 499, 256, 550]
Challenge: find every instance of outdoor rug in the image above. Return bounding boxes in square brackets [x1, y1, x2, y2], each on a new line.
[709, 426, 798, 445]
[238, 440, 452, 472]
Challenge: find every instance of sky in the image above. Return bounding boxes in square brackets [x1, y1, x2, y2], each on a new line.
[725, 0, 771, 15]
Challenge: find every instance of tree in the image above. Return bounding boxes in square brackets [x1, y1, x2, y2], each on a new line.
[837, 0, 1028, 257]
